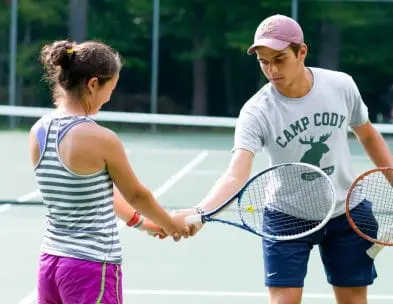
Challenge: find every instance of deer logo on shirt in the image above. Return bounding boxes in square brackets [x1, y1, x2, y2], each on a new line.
[299, 132, 332, 167]
[298, 132, 335, 180]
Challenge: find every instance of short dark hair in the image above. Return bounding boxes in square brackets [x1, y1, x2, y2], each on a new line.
[40, 40, 122, 102]
[288, 43, 301, 56]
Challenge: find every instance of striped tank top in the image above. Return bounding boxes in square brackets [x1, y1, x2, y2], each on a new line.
[34, 113, 122, 264]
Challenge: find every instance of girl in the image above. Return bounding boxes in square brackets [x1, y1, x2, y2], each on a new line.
[30, 40, 188, 304]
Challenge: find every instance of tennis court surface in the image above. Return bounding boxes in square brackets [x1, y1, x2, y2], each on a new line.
[1, 107, 393, 304]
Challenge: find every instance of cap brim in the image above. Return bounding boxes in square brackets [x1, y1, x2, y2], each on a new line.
[247, 39, 290, 55]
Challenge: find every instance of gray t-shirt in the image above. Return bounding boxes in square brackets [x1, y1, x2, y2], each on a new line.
[233, 67, 369, 217]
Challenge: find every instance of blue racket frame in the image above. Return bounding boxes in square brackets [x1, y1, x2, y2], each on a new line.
[197, 162, 336, 240]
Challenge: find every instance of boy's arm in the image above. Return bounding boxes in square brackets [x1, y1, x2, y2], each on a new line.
[196, 149, 254, 211]
[174, 149, 254, 236]
[352, 121, 393, 167]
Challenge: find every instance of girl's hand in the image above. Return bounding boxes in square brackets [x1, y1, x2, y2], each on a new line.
[138, 218, 167, 239]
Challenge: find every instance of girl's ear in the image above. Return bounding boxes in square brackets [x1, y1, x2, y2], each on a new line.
[86, 77, 99, 94]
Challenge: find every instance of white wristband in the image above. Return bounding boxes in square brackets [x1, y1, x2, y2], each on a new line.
[193, 207, 205, 214]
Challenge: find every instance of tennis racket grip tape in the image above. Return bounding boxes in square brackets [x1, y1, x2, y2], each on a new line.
[185, 214, 203, 225]
[366, 243, 384, 259]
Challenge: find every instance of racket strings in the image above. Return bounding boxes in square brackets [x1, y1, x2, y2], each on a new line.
[348, 169, 393, 244]
[238, 164, 335, 239]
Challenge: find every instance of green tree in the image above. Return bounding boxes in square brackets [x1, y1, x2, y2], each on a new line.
[1, 0, 392, 121]
[15, 0, 67, 106]
[159, 0, 291, 114]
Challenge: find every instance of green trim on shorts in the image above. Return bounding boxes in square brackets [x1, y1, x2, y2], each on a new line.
[95, 263, 107, 304]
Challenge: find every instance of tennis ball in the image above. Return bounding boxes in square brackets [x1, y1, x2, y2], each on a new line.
[246, 205, 254, 213]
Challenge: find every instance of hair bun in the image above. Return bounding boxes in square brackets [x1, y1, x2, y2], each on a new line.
[49, 40, 75, 68]
[40, 39, 121, 100]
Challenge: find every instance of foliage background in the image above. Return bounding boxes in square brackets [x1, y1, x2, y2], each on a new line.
[1, 0, 392, 122]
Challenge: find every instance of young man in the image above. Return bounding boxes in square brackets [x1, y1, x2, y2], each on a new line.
[181, 14, 393, 304]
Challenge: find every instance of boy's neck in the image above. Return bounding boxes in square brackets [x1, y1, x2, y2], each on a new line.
[277, 68, 313, 98]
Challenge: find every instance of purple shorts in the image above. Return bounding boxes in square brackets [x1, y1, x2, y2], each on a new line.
[38, 253, 123, 304]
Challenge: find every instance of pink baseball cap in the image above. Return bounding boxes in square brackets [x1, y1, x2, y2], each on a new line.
[247, 14, 304, 55]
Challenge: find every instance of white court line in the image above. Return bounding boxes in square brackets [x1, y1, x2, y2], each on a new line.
[17, 151, 209, 304]
[17, 190, 41, 202]
[0, 204, 11, 213]
[151, 151, 209, 197]
[125, 147, 228, 155]
[123, 289, 393, 300]
[0, 190, 40, 215]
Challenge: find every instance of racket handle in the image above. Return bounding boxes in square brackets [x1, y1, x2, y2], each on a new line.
[185, 214, 203, 225]
[366, 244, 384, 259]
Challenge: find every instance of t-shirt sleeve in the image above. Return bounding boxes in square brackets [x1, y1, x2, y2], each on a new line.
[347, 76, 369, 127]
[232, 108, 264, 155]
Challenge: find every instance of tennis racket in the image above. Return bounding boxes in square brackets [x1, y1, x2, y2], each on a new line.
[186, 162, 336, 241]
[345, 167, 393, 259]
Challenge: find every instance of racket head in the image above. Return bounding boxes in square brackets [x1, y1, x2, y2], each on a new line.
[346, 167, 393, 246]
[237, 162, 336, 240]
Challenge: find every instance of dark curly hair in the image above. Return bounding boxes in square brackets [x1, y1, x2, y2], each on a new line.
[40, 39, 122, 105]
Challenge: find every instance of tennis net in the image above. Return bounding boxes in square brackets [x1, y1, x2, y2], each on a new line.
[1, 105, 393, 132]
[0, 105, 392, 207]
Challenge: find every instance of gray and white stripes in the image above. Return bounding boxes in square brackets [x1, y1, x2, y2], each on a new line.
[35, 116, 122, 264]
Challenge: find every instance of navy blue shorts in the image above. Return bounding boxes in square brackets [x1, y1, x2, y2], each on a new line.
[262, 199, 377, 287]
